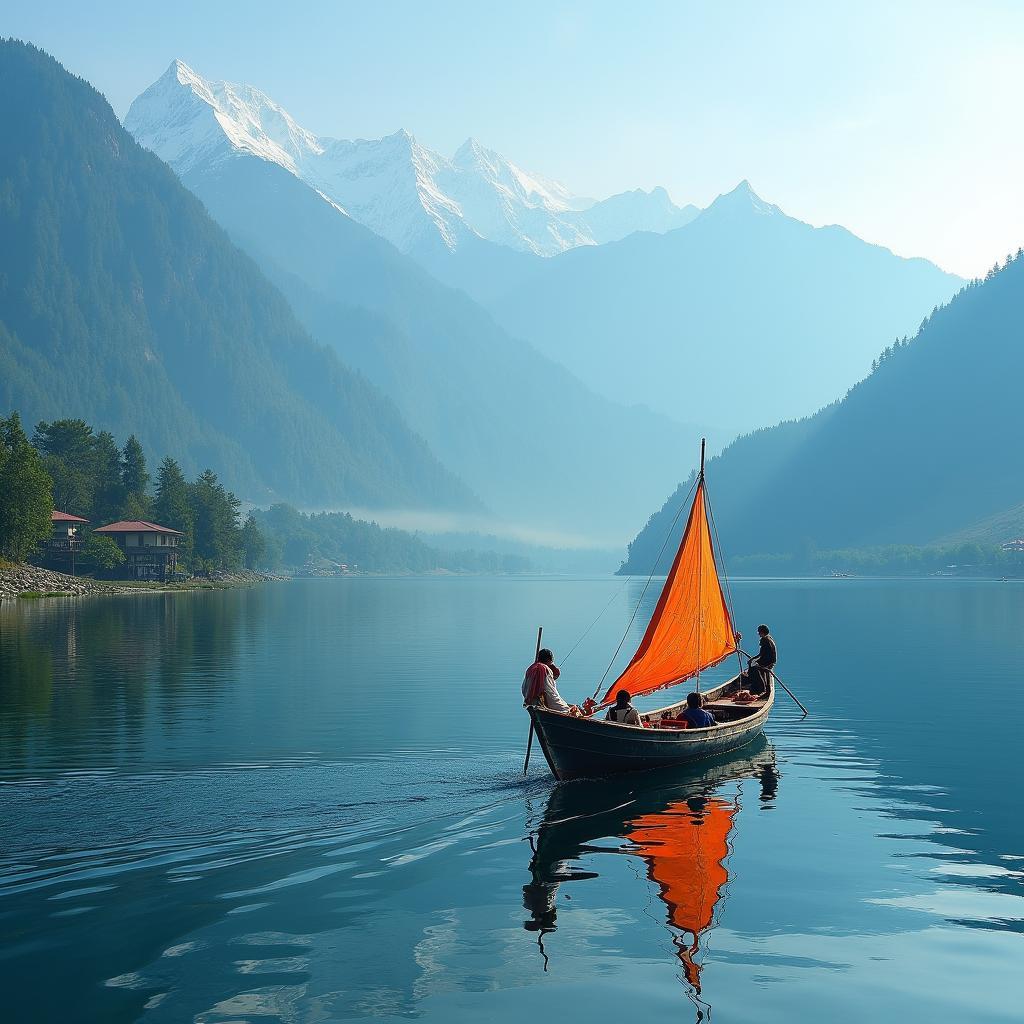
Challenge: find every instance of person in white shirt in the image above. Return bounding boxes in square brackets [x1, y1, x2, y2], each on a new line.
[522, 648, 571, 713]
[605, 689, 642, 726]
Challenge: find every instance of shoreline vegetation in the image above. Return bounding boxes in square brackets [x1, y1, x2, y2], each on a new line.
[0, 412, 532, 579]
[4, 561, 1019, 605]
[725, 541, 1023, 578]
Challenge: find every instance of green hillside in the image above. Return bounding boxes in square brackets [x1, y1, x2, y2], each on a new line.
[0, 40, 474, 511]
[622, 253, 1024, 572]
[174, 152, 708, 541]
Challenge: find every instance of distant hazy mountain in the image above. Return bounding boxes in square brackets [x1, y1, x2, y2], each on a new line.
[482, 181, 964, 433]
[570, 185, 698, 243]
[621, 254, 1024, 571]
[125, 125, 713, 541]
[126, 60, 697, 258]
[0, 40, 474, 512]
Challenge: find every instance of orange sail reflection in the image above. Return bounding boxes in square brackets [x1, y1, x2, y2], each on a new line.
[626, 796, 735, 993]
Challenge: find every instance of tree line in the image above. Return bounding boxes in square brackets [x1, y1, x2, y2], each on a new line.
[730, 541, 1024, 577]
[251, 504, 531, 574]
[1, 410, 530, 576]
[0, 412, 264, 573]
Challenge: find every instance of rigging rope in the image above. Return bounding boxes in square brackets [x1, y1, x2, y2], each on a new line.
[559, 577, 633, 666]
[591, 474, 699, 701]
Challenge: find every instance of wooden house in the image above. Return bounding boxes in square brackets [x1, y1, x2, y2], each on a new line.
[93, 520, 184, 580]
[40, 511, 89, 572]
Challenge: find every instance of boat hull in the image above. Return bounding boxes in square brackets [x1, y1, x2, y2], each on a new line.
[528, 680, 773, 781]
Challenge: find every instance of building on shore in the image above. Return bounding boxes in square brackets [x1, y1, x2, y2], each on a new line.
[40, 511, 89, 573]
[93, 520, 184, 581]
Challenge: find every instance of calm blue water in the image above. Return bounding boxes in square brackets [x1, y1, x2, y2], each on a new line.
[1, 577, 1022, 1023]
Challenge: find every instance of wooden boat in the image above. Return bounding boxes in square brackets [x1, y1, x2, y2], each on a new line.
[529, 676, 772, 781]
[528, 441, 775, 781]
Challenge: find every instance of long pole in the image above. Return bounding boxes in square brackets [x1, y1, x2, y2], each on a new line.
[770, 670, 809, 716]
[522, 625, 543, 775]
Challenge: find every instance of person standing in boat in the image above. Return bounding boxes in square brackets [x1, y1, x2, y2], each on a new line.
[522, 648, 571, 713]
[605, 689, 642, 726]
[746, 624, 777, 695]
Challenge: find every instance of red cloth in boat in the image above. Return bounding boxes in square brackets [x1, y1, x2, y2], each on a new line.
[522, 661, 564, 709]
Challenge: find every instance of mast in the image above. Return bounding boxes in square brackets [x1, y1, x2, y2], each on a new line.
[696, 438, 705, 692]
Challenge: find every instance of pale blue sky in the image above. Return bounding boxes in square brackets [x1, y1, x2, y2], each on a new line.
[5, 0, 1023, 275]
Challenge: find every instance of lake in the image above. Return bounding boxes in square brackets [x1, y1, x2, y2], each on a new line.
[1, 576, 1022, 1023]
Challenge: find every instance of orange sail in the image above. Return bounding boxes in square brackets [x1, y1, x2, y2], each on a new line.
[602, 479, 736, 704]
[627, 797, 735, 993]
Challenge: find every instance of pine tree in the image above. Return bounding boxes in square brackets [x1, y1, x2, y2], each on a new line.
[0, 412, 53, 561]
[241, 514, 266, 570]
[189, 468, 242, 570]
[153, 457, 193, 562]
[91, 431, 125, 525]
[33, 419, 96, 516]
[120, 435, 150, 518]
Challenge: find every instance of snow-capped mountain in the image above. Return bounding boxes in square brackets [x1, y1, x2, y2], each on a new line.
[126, 60, 697, 256]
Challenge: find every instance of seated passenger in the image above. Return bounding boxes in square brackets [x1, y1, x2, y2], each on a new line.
[681, 691, 716, 729]
[522, 648, 571, 713]
[605, 689, 642, 726]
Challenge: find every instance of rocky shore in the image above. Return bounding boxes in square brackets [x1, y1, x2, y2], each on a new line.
[0, 564, 285, 601]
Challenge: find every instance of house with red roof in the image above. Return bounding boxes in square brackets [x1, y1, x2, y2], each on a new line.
[39, 510, 90, 572]
[93, 520, 184, 580]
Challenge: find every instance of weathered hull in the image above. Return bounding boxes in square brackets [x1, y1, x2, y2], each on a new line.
[528, 678, 773, 782]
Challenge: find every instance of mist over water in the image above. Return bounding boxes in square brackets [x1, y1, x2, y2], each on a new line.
[1, 577, 1022, 1022]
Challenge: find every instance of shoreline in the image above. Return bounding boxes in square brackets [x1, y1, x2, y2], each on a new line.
[0, 564, 285, 602]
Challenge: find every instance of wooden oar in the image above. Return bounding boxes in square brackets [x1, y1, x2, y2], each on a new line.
[738, 647, 808, 717]
[768, 669, 809, 717]
[522, 626, 543, 774]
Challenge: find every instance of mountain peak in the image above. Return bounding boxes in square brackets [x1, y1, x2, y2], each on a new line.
[125, 63, 708, 257]
[158, 58, 208, 96]
[128, 59, 325, 178]
[381, 127, 415, 146]
[704, 179, 780, 218]
[451, 136, 500, 171]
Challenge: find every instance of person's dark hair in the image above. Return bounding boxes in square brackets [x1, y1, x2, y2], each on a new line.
[616, 689, 630, 705]
[537, 648, 554, 664]
[757, 624, 770, 636]
[686, 691, 702, 709]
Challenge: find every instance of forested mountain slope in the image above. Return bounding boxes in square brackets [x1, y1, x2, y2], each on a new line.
[622, 255, 1024, 571]
[0, 40, 473, 511]
[134, 120, 708, 541]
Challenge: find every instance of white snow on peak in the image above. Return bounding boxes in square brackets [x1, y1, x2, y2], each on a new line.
[126, 60, 323, 179]
[450, 137, 581, 212]
[125, 61, 700, 256]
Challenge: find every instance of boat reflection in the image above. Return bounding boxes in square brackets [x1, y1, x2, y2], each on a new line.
[524, 738, 778, 1004]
